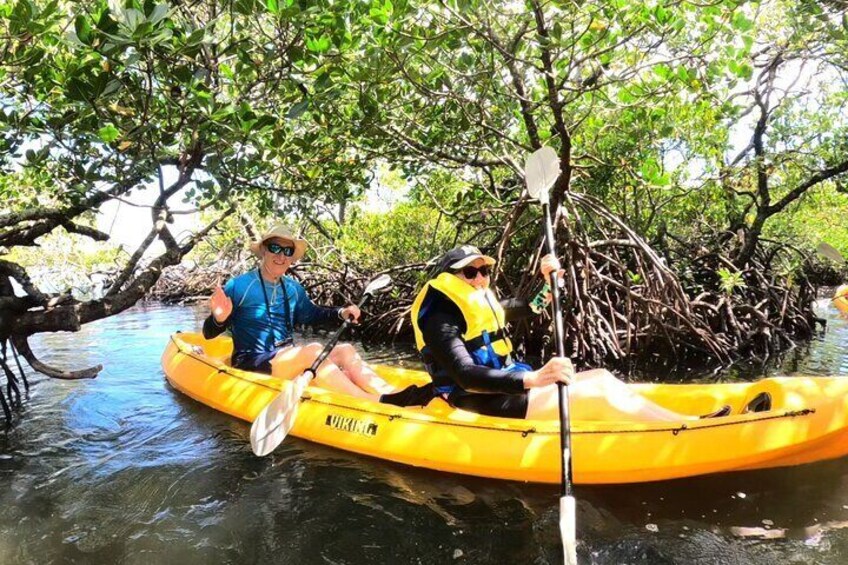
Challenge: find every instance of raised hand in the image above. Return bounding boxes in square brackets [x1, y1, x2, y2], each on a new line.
[523, 356, 574, 389]
[210, 283, 233, 323]
[540, 253, 565, 281]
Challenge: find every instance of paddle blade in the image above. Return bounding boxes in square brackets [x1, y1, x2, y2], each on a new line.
[817, 242, 846, 264]
[250, 372, 311, 456]
[560, 495, 578, 565]
[364, 274, 392, 296]
[525, 146, 560, 204]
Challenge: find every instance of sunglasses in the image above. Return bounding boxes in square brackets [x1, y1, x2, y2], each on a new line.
[266, 242, 296, 257]
[454, 265, 491, 279]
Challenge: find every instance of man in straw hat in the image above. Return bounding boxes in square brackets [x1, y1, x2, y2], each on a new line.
[202, 223, 392, 399]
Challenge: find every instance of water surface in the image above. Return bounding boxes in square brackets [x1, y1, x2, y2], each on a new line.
[1, 301, 848, 564]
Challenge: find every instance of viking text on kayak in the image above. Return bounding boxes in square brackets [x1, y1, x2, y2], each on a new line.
[324, 414, 379, 437]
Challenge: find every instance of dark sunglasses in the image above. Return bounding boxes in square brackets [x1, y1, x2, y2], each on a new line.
[454, 265, 491, 279]
[266, 242, 295, 257]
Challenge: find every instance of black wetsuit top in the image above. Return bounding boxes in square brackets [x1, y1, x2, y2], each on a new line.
[418, 288, 534, 418]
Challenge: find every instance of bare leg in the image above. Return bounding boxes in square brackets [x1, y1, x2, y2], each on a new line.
[269, 343, 322, 379]
[526, 369, 694, 422]
[328, 343, 394, 394]
[270, 343, 378, 401]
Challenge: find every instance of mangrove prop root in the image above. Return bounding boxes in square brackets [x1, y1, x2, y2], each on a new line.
[0, 382, 9, 425]
[0, 340, 29, 424]
[9, 340, 29, 394]
[11, 336, 101, 380]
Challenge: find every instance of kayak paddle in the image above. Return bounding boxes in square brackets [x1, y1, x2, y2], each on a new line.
[525, 146, 578, 565]
[817, 242, 846, 264]
[249, 274, 393, 457]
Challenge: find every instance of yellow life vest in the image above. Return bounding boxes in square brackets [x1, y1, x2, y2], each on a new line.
[411, 272, 513, 359]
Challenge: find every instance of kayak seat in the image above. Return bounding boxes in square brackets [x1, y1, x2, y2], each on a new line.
[188, 343, 232, 367]
[700, 405, 732, 419]
[742, 391, 772, 414]
[216, 355, 233, 366]
[421, 396, 453, 416]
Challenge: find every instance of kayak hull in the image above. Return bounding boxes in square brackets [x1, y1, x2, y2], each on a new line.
[163, 333, 848, 485]
[835, 284, 848, 315]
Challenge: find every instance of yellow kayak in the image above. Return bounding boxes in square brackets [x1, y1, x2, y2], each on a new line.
[835, 284, 848, 315]
[163, 332, 848, 485]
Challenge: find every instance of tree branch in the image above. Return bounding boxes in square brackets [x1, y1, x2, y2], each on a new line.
[10, 335, 101, 380]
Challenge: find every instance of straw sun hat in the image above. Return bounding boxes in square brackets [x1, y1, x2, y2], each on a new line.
[248, 224, 308, 261]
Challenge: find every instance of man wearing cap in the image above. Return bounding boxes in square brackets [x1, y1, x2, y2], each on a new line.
[383, 245, 714, 421]
[202, 224, 391, 399]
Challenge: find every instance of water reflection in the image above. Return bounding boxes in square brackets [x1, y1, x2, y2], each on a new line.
[0, 301, 845, 564]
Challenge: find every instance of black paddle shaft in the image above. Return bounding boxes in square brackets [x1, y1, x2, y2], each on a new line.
[541, 201, 574, 498]
[305, 292, 375, 378]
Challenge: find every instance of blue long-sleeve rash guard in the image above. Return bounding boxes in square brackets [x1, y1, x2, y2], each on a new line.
[202, 270, 338, 355]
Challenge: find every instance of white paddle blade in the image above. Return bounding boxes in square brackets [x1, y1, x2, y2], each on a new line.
[560, 495, 578, 565]
[364, 274, 392, 295]
[817, 242, 846, 264]
[250, 372, 312, 456]
[524, 146, 560, 205]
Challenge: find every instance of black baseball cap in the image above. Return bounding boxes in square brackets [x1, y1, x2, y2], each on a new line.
[435, 245, 496, 274]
